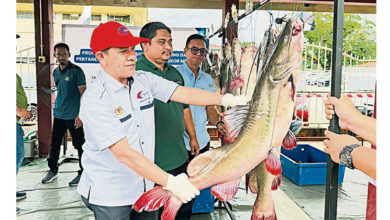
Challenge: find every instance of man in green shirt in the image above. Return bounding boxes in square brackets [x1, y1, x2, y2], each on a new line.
[16, 73, 32, 213]
[136, 22, 199, 219]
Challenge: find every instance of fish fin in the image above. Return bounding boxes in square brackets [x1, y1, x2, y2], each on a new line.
[222, 105, 250, 142]
[271, 174, 282, 191]
[265, 148, 282, 175]
[187, 150, 215, 177]
[230, 75, 244, 90]
[161, 196, 183, 220]
[132, 186, 170, 212]
[282, 130, 297, 150]
[211, 178, 241, 201]
[248, 171, 259, 194]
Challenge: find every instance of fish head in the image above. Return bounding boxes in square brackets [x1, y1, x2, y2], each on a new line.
[262, 18, 303, 102]
[266, 18, 303, 84]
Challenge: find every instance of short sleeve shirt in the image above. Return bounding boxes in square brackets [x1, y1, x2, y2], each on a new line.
[53, 61, 86, 120]
[77, 69, 178, 206]
[177, 62, 216, 150]
[16, 74, 28, 123]
[136, 55, 189, 171]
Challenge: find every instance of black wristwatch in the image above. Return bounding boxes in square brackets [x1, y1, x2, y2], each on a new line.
[216, 120, 224, 128]
[339, 144, 360, 169]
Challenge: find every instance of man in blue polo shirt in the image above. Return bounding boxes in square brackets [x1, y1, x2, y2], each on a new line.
[41, 43, 86, 186]
[177, 34, 227, 160]
[77, 21, 249, 220]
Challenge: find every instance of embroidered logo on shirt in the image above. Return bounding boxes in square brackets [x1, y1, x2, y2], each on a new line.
[137, 91, 144, 99]
[115, 106, 124, 115]
[65, 76, 70, 81]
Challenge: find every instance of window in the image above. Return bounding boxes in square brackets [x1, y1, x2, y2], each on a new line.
[55, 13, 62, 20]
[92, 15, 101, 21]
[25, 12, 33, 19]
[107, 15, 132, 24]
[70, 14, 79, 20]
[17, 12, 33, 19]
[17, 12, 24, 19]
[63, 14, 70, 20]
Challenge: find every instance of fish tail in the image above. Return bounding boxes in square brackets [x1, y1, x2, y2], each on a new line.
[133, 186, 183, 220]
[161, 196, 183, 220]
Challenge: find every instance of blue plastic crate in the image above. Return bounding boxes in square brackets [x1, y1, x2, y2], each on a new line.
[280, 144, 345, 185]
[192, 187, 215, 213]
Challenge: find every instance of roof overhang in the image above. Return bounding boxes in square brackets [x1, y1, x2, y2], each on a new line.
[16, 0, 376, 14]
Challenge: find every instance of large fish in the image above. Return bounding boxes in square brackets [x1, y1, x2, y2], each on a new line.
[132, 18, 304, 220]
[245, 27, 293, 220]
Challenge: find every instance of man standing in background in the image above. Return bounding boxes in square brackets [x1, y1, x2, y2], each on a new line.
[177, 34, 226, 160]
[41, 43, 86, 187]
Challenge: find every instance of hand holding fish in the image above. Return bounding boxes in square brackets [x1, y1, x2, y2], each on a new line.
[221, 93, 250, 107]
[163, 174, 200, 203]
[324, 94, 360, 130]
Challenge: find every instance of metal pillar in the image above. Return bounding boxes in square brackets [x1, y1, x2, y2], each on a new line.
[222, 0, 239, 45]
[34, 0, 54, 156]
[324, 0, 344, 219]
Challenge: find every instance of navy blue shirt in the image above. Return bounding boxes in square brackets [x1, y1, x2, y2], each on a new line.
[53, 61, 86, 120]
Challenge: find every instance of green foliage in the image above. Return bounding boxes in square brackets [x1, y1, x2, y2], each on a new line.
[304, 13, 376, 63]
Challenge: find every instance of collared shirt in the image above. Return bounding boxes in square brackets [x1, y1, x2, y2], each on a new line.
[16, 74, 28, 123]
[136, 55, 189, 171]
[77, 69, 178, 206]
[53, 61, 86, 120]
[177, 62, 216, 150]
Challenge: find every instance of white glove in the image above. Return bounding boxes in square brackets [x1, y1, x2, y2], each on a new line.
[163, 174, 200, 203]
[221, 93, 250, 107]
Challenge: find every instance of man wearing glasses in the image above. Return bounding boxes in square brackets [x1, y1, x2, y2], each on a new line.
[41, 43, 86, 187]
[177, 34, 227, 161]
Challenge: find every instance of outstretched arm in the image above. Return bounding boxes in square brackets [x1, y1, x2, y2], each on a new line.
[171, 86, 249, 107]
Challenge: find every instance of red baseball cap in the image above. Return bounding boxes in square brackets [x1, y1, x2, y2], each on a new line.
[90, 21, 150, 54]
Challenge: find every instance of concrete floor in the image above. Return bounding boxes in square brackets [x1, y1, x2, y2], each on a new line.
[16, 141, 371, 219]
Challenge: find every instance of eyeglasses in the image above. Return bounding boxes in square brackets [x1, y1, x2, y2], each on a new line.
[186, 47, 208, 56]
[55, 53, 69, 57]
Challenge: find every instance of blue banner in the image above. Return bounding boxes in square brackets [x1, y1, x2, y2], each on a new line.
[74, 49, 99, 63]
[74, 49, 186, 65]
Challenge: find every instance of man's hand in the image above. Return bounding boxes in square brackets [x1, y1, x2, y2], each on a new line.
[221, 94, 250, 108]
[16, 107, 32, 121]
[74, 116, 83, 129]
[324, 94, 360, 130]
[216, 122, 226, 136]
[189, 138, 200, 157]
[163, 174, 200, 203]
[323, 130, 360, 164]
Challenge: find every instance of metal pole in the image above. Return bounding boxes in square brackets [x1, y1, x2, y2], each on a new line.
[325, 0, 344, 219]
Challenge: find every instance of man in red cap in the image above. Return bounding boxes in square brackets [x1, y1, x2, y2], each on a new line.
[77, 21, 249, 219]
